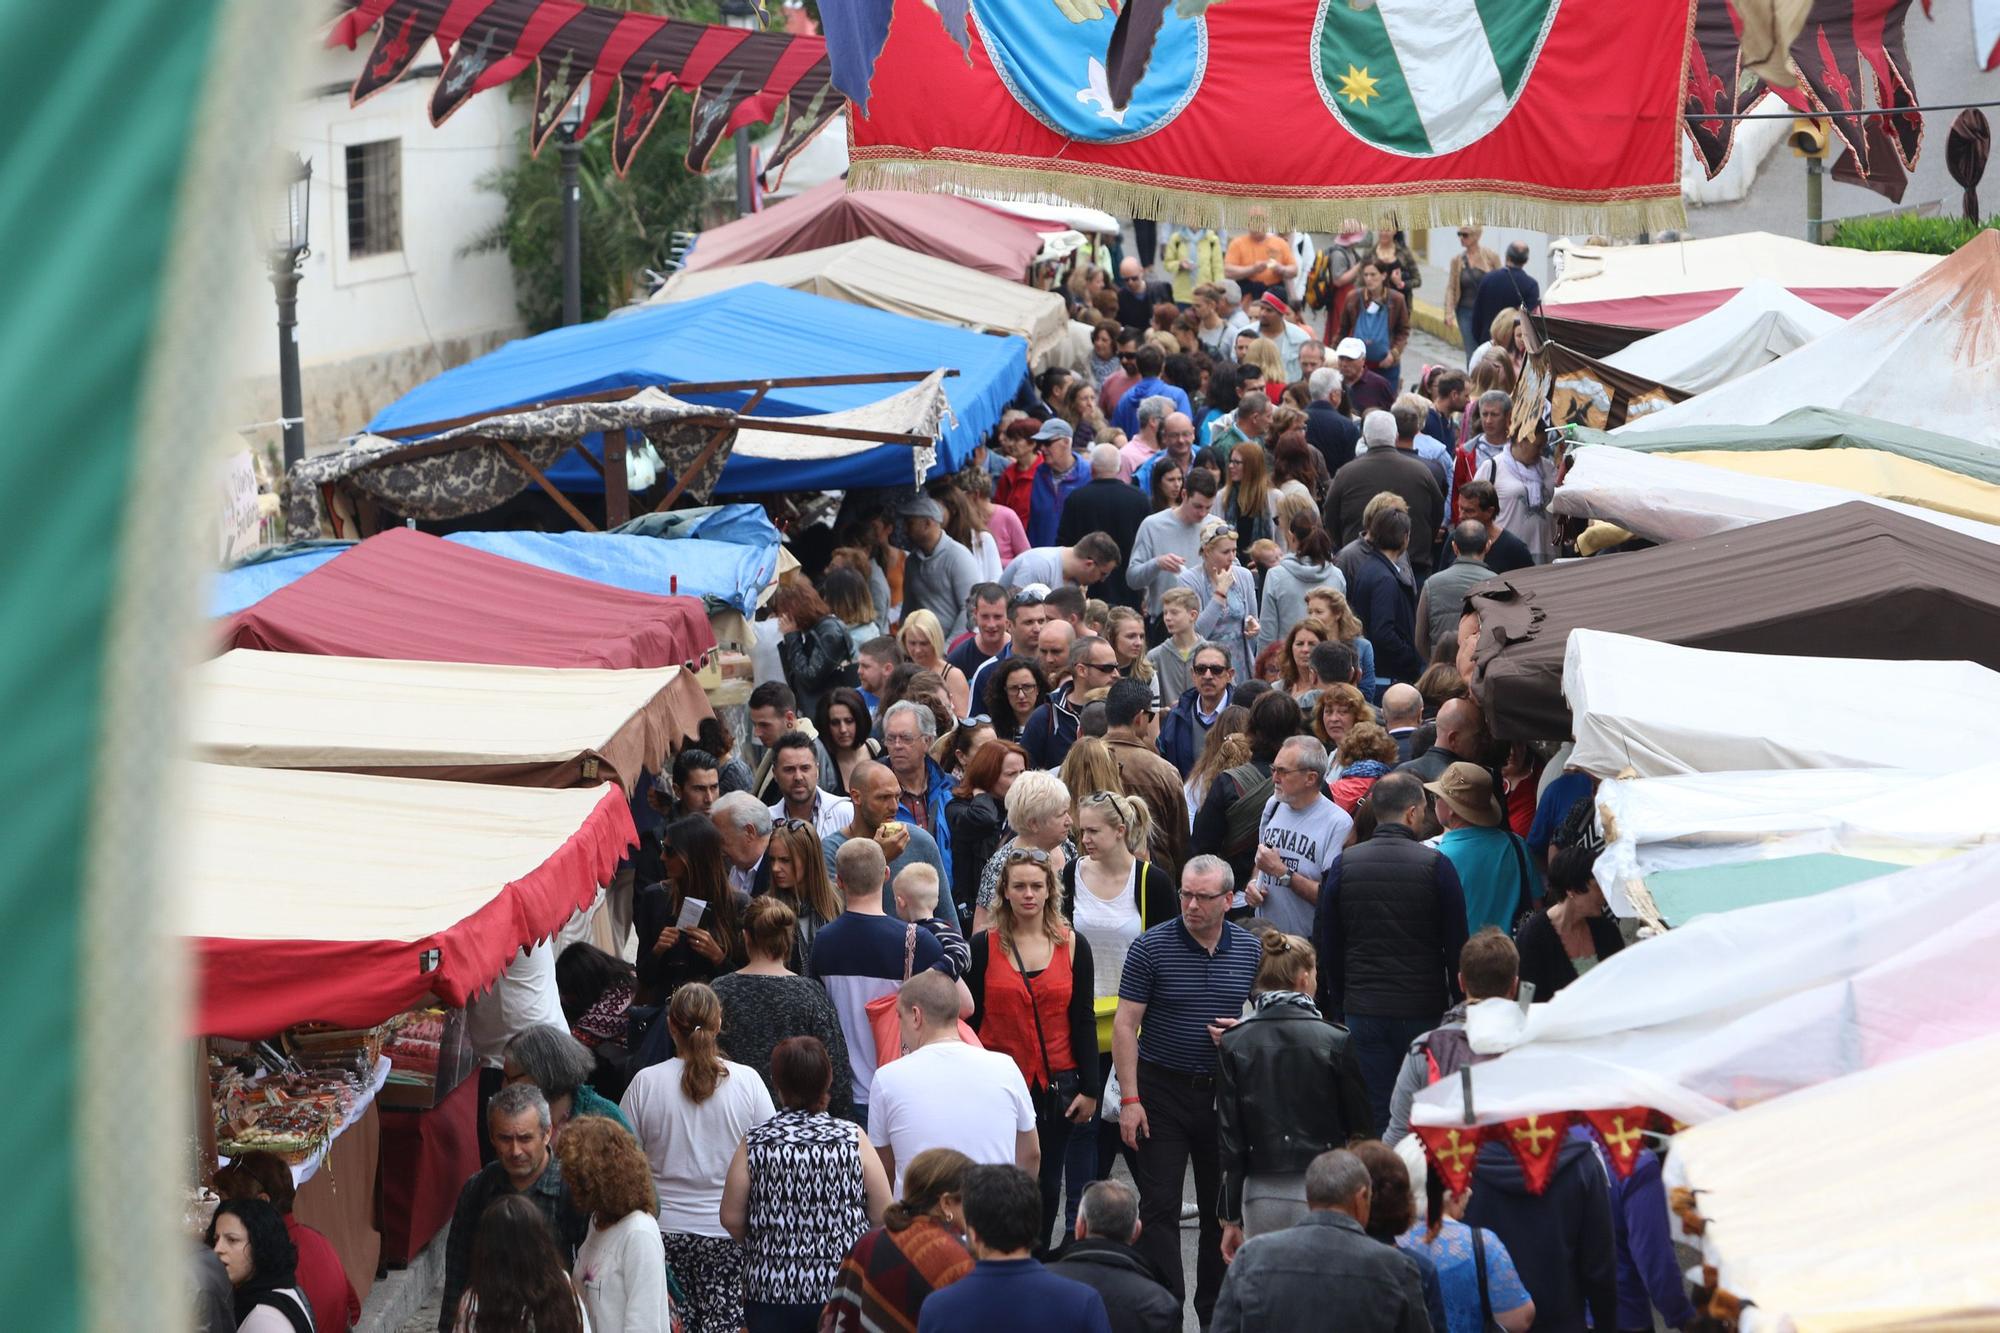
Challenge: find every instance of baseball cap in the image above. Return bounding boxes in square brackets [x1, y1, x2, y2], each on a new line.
[1423, 762, 1503, 828]
[1335, 336, 1369, 361]
[896, 494, 946, 523]
[1031, 418, 1074, 442]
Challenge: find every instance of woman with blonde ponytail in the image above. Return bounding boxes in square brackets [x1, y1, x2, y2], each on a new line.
[618, 983, 775, 1333]
[1214, 931, 1374, 1260]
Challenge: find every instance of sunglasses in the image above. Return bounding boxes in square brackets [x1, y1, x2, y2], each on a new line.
[1193, 663, 1230, 676]
[1008, 591, 1046, 609]
[776, 817, 812, 832]
[1004, 847, 1052, 864]
[1079, 660, 1124, 675]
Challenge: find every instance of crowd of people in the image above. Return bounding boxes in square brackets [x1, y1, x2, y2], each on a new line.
[196, 218, 1688, 1333]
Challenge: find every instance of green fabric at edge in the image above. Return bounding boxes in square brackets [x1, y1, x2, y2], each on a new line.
[1648, 853, 1903, 927]
[1566, 406, 2000, 487]
[0, 2, 224, 1325]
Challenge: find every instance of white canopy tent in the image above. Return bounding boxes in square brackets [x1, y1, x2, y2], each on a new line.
[652, 237, 1072, 371]
[1563, 630, 2000, 780]
[1600, 278, 1843, 392]
[1551, 445, 2000, 545]
[1616, 230, 2000, 447]
[1591, 763, 2000, 924]
[1408, 843, 2000, 1131]
[1665, 1033, 2000, 1332]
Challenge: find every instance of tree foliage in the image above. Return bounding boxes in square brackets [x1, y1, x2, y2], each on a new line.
[1828, 213, 1998, 256]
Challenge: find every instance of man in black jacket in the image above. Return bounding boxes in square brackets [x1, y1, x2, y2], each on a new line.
[1304, 366, 1363, 474]
[1312, 772, 1469, 1135]
[1048, 1181, 1181, 1333]
[1058, 443, 1154, 610]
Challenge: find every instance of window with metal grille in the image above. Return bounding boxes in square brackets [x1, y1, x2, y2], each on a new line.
[344, 139, 403, 258]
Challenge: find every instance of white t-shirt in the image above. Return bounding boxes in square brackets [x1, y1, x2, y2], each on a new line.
[1256, 793, 1354, 938]
[620, 1058, 775, 1236]
[466, 940, 566, 1068]
[867, 1040, 1035, 1194]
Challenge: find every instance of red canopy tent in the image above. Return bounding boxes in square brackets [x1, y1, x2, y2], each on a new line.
[222, 527, 714, 669]
[680, 178, 1046, 279]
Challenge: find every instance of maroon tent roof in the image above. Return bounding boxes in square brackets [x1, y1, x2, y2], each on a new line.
[222, 527, 715, 670]
[681, 179, 1046, 279]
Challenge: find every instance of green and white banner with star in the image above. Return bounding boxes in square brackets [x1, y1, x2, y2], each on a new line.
[850, 0, 1693, 234]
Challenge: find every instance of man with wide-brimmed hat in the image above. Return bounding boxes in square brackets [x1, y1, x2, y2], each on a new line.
[1425, 761, 1541, 934]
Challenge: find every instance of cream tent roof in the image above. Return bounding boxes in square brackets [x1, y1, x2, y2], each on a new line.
[653, 237, 1072, 371]
[1600, 278, 1843, 392]
[1543, 231, 1936, 327]
[190, 649, 707, 791]
[1616, 231, 2000, 447]
[1563, 630, 2000, 780]
[1553, 443, 2000, 544]
[1409, 843, 2000, 1131]
[1666, 1033, 2000, 1331]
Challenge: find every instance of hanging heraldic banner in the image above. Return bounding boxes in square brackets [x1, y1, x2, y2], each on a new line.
[837, 0, 1693, 235]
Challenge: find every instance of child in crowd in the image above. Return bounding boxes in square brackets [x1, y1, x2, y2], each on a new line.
[1147, 585, 1204, 708]
[893, 863, 970, 980]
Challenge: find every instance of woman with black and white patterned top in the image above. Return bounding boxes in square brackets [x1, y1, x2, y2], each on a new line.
[721, 1035, 891, 1333]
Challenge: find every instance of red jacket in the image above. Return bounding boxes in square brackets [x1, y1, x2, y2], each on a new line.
[287, 1215, 359, 1331]
[995, 459, 1040, 528]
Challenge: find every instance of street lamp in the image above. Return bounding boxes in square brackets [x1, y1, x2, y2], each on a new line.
[559, 85, 586, 326]
[720, 0, 759, 217]
[268, 153, 311, 470]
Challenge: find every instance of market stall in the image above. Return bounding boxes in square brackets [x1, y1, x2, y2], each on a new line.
[1665, 1033, 2000, 1330]
[1598, 278, 1843, 392]
[1552, 438, 2000, 546]
[1615, 231, 2000, 447]
[222, 527, 716, 670]
[191, 651, 710, 790]
[369, 283, 1027, 496]
[189, 761, 635, 1275]
[1464, 503, 2000, 741]
[1591, 762, 2000, 925]
[1406, 846, 2000, 1170]
[678, 178, 1045, 278]
[652, 237, 1073, 371]
[1563, 630, 2000, 780]
[1541, 231, 1936, 329]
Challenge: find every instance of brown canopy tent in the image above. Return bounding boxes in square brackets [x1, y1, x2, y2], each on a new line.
[1465, 503, 2000, 741]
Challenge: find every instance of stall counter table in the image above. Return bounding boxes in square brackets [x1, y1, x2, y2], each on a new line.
[378, 1071, 480, 1265]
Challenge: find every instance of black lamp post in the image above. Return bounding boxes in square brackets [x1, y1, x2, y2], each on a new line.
[720, 0, 759, 216]
[269, 154, 312, 470]
[559, 88, 585, 325]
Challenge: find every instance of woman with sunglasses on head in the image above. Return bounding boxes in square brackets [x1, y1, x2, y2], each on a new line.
[760, 819, 842, 972]
[984, 657, 1050, 744]
[965, 848, 1100, 1253]
[1179, 518, 1261, 684]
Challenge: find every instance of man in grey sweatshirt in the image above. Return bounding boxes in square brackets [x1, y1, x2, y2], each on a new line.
[897, 494, 980, 637]
[1127, 467, 1217, 621]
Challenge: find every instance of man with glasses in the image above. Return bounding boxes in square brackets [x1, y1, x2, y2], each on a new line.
[1159, 642, 1233, 776]
[766, 730, 853, 839]
[1111, 854, 1261, 1327]
[1252, 737, 1353, 939]
[1116, 255, 1173, 328]
[1028, 418, 1094, 548]
[881, 701, 956, 888]
[1024, 635, 1119, 770]
[970, 588, 1048, 716]
[1102, 679, 1189, 877]
[1095, 328, 1145, 422]
[1132, 410, 1197, 498]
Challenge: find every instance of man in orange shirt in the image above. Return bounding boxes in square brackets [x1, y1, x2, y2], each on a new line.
[1223, 206, 1298, 299]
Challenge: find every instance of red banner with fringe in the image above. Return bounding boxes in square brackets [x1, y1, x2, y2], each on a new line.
[1415, 1107, 1677, 1195]
[845, 0, 1693, 235]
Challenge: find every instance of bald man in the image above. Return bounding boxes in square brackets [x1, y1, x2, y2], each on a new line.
[1058, 440, 1155, 612]
[1117, 255, 1174, 327]
[1381, 683, 1424, 765]
[1397, 696, 1483, 789]
[1036, 618, 1077, 688]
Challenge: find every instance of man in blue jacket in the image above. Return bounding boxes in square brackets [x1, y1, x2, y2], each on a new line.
[881, 701, 955, 888]
[1348, 505, 1424, 685]
[1158, 643, 1234, 775]
[919, 1165, 1112, 1333]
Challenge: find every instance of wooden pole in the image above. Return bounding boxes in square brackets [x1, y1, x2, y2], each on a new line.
[493, 440, 600, 532]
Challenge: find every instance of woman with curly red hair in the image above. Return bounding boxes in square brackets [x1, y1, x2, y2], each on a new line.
[557, 1115, 671, 1332]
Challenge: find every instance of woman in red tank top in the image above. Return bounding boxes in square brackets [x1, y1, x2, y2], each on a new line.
[965, 848, 1102, 1254]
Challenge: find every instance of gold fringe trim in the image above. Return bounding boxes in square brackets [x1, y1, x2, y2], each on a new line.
[850, 156, 1688, 238]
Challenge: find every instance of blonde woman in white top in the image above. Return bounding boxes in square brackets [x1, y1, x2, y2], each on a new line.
[898, 608, 971, 720]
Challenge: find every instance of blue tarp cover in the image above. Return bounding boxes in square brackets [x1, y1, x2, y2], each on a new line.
[209, 544, 351, 618]
[367, 283, 1028, 494]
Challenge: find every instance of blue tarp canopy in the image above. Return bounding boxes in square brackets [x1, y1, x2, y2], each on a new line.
[211, 505, 782, 619]
[367, 283, 1029, 494]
